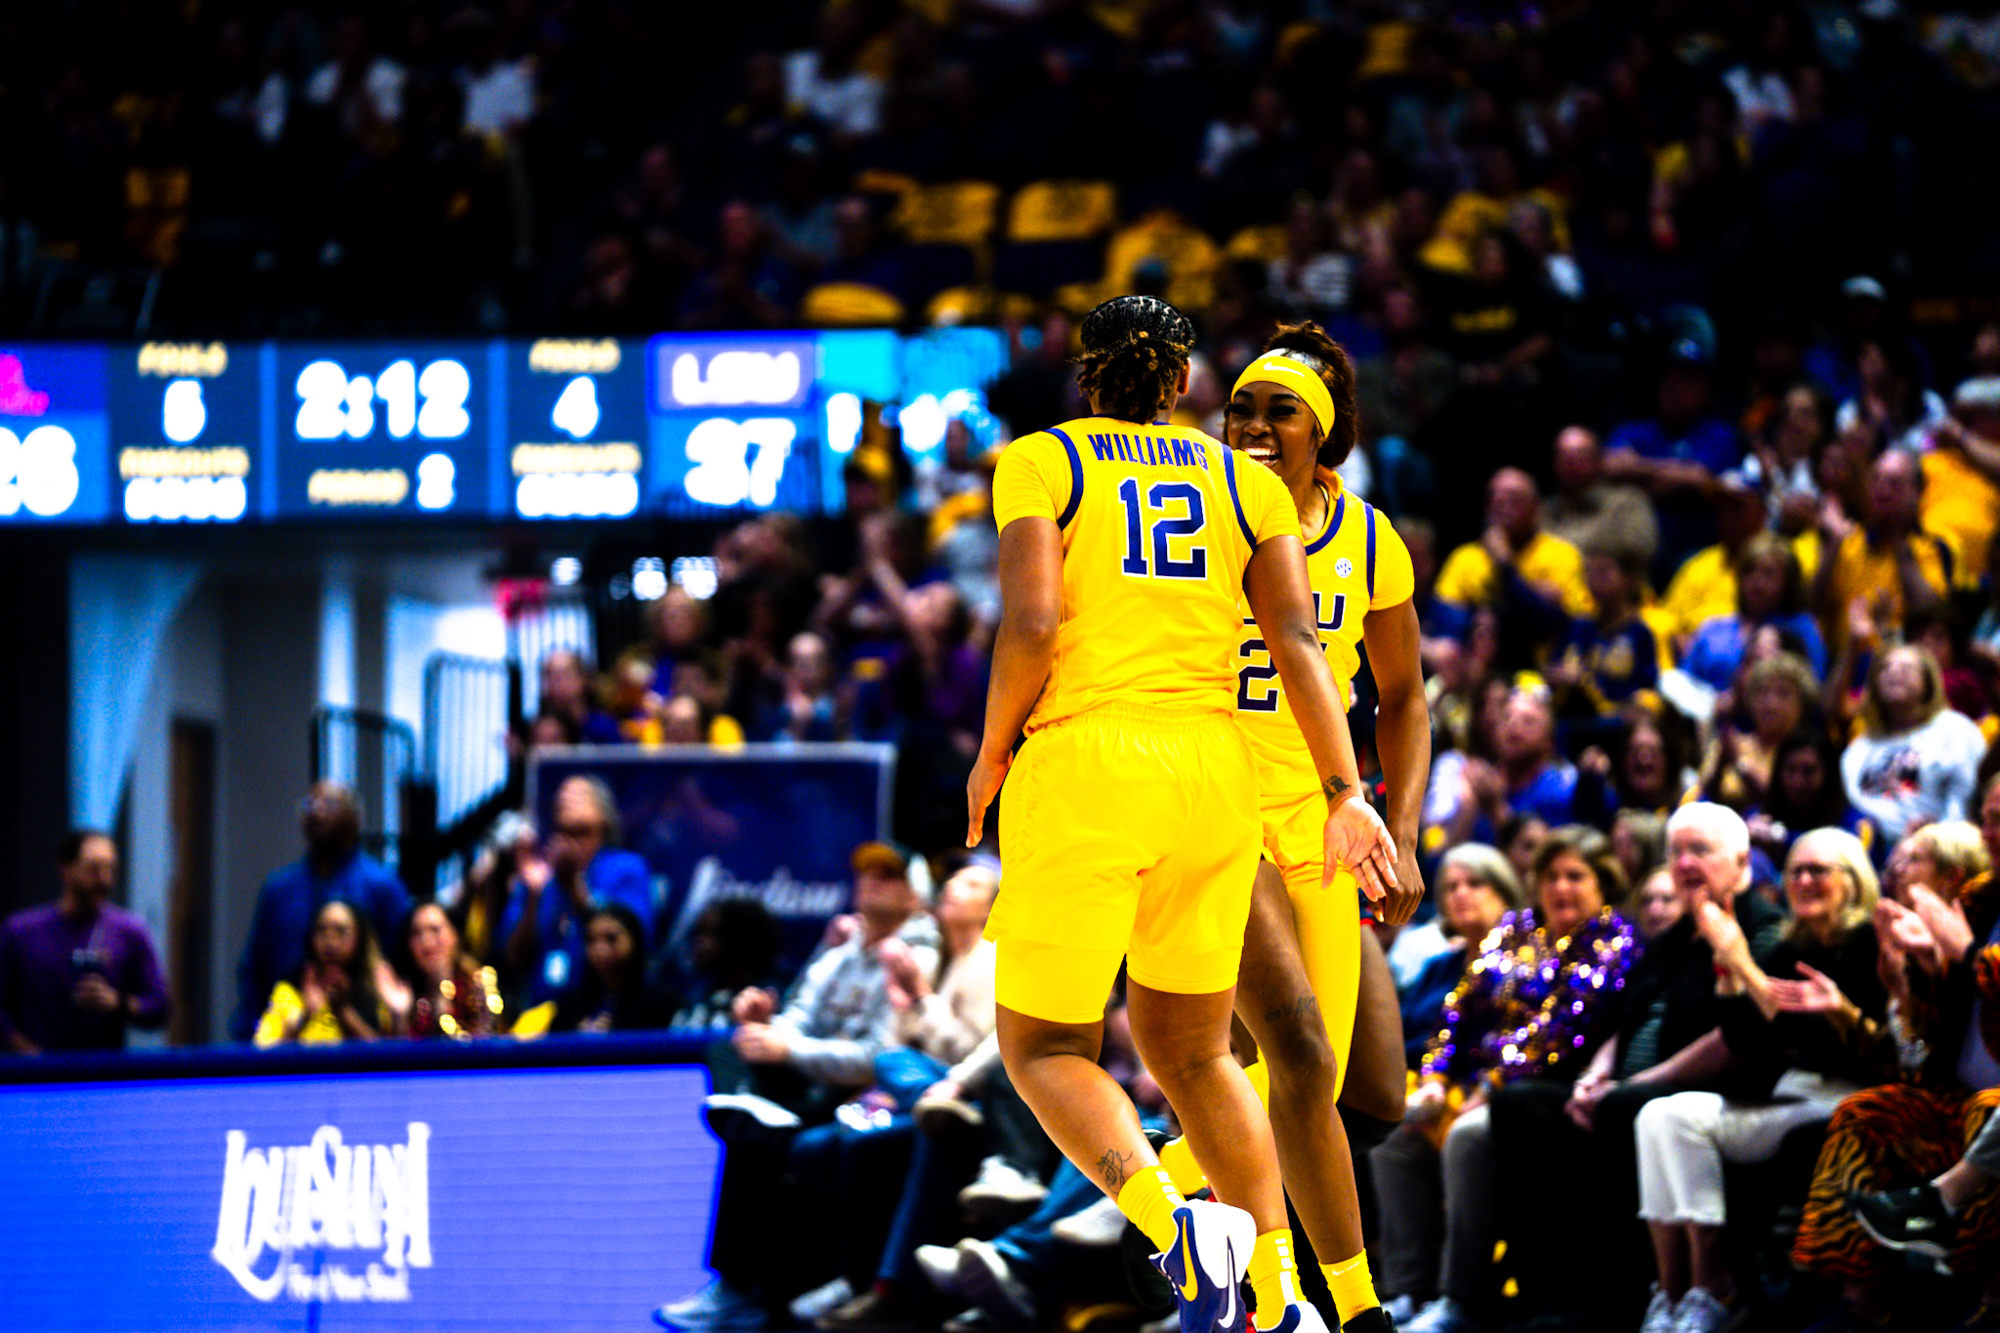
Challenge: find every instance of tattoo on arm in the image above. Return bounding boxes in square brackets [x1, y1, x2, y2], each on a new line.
[1095, 1147, 1136, 1191]
[1263, 994, 1321, 1027]
[1322, 773, 1352, 802]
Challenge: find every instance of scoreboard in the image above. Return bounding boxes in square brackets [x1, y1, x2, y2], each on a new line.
[0, 329, 1007, 526]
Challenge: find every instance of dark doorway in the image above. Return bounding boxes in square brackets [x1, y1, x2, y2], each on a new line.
[168, 718, 216, 1046]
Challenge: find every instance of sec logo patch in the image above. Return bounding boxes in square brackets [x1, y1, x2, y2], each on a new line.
[1334, 557, 1354, 578]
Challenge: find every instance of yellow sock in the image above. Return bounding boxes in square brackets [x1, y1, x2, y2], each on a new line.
[1116, 1165, 1185, 1252]
[1248, 1229, 1300, 1323]
[1322, 1253, 1379, 1325]
[1159, 1134, 1206, 1195]
[1160, 1061, 1274, 1195]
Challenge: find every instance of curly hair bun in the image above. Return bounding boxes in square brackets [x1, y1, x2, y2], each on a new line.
[1077, 296, 1196, 423]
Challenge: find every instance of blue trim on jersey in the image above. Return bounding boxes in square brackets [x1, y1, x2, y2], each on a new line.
[1365, 502, 1378, 599]
[1306, 490, 1344, 556]
[1221, 445, 1256, 546]
[1048, 427, 1084, 529]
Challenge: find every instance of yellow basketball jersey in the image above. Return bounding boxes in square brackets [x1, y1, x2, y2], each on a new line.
[1234, 470, 1416, 798]
[992, 416, 1300, 732]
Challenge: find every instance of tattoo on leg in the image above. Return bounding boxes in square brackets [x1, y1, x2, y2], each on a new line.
[1096, 1147, 1136, 1191]
[1264, 994, 1320, 1026]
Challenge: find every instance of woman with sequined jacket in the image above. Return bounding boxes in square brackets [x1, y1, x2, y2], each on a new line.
[1375, 825, 1637, 1333]
[402, 902, 501, 1040]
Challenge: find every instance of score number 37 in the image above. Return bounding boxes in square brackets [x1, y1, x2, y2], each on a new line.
[295, 359, 471, 441]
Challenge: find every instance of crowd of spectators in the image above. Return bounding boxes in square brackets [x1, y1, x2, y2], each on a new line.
[2, 0, 1998, 359]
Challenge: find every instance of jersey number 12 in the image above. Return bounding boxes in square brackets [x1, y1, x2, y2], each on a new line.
[1117, 479, 1207, 580]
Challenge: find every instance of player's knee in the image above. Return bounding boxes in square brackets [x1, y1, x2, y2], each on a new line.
[1258, 995, 1337, 1099]
[997, 1014, 1100, 1073]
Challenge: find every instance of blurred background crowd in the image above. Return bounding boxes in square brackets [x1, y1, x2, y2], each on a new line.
[8, 1, 2000, 1331]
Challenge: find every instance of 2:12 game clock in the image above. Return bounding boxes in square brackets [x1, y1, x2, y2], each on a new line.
[273, 342, 493, 519]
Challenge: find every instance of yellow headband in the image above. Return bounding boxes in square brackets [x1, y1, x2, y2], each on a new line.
[1231, 353, 1335, 437]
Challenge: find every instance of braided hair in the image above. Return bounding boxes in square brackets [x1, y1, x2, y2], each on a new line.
[1076, 296, 1196, 424]
[1259, 321, 1360, 470]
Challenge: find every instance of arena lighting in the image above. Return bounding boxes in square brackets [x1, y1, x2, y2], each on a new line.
[671, 556, 718, 600]
[631, 557, 669, 601]
[548, 556, 583, 587]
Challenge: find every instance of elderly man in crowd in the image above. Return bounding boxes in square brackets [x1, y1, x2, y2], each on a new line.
[658, 840, 939, 1331]
[0, 831, 169, 1054]
[1485, 803, 1787, 1325]
[230, 782, 408, 1041]
[502, 774, 654, 1003]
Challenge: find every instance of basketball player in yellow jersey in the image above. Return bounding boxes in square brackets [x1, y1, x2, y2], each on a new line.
[966, 297, 1398, 1333]
[1159, 324, 1433, 1333]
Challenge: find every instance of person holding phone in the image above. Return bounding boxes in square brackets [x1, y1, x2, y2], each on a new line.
[0, 831, 169, 1054]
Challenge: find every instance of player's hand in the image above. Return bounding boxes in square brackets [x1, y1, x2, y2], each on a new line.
[1377, 836, 1427, 927]
[1325, 798, 1397, 903]
[966, 748, 1011, 848]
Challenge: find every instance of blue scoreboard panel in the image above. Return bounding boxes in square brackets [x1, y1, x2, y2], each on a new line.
[0, 328, 1008, 525]
[107, 342, 260, 524]
[0, 345, 112, 524]
[274, 342, 494, 519]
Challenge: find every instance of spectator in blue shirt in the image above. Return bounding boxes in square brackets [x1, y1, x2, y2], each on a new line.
[502, 774, 654, 1002]
[541, 649, 624, 745]
[1604, 349, 1745, 573]
[1549, 539, 1661, 727]
[1681, 532, 1827, 692]
[230, 783, 409, 1041]
[1495, 685, 1580, 827]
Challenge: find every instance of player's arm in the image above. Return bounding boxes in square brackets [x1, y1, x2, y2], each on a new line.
[965, 516, 1062, 846]
[1244, 534, 1398, 899]
[1363, 598, 1431, 926]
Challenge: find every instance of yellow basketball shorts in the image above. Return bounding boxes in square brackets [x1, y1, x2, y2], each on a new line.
[1260, 788, 1363, 1099]
[988, 705, 1263, 1024]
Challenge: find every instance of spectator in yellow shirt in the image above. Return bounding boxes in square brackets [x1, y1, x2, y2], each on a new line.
[1920, 377, 2000, 577]
[1815, 449, 1966, 650]
[1656, 474, 1769, 653]
[1434, 467, 1593, 666]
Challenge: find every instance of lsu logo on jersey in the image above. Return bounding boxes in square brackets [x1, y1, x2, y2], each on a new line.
[1236, 591, 1346, 712]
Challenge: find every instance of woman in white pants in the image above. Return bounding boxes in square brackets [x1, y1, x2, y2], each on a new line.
[1634, 828, 1891, 1333]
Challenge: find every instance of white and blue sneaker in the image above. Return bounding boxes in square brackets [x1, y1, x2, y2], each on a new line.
[1151, 1198, 1259, 1333]
[1259, 1302, 1333, 1333]
[653, 1278, 766, 1329]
